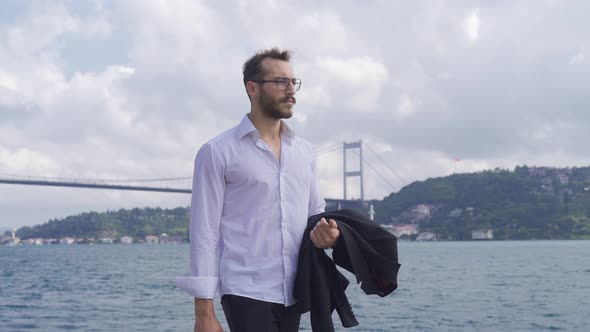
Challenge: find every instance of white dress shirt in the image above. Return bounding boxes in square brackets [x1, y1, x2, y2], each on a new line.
[176, 114, 325, 306]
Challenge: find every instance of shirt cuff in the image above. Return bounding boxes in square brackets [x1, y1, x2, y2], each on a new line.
[175, 276, 219, 298]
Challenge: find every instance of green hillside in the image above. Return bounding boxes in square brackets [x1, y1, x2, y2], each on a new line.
[16, 207, 189, 241]
[373, 166, 590, 240]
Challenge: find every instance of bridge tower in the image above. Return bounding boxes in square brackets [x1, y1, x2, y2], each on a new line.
[342, 140, 364, 200]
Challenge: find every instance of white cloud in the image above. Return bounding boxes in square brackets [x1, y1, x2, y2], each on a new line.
[33, 65, 136, 142]
[531, 123, 554, 142]
[0, 70, 18, 91]
[297, 85, 332, 109]
[463, 10, 480, 41]
[314, 56, 389, 111]
[1, 2, 110, 56]
[0, 70, 21, 106]
[317, 148, 342, 199]
[297, 12, 350, 54]
[0, 146, 61, 175]
[570, 50, 585, 65]
[316, 56, 388, 84]
[394, 93, 422, 119]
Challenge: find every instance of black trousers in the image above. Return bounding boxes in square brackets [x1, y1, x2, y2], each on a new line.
[221, 294, 301, 332]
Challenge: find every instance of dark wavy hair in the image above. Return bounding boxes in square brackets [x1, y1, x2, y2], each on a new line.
[242, 48, 292, 86]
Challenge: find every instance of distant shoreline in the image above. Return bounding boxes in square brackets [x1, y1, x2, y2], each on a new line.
[3, 238, 589, 248]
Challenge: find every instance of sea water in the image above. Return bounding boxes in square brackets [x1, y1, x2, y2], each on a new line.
[1, 241, 588, 331]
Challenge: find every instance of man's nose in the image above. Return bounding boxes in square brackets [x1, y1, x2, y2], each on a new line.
[285, 80, 296, 93]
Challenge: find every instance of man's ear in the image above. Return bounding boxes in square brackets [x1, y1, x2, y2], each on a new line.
[246, 81, 258, 100]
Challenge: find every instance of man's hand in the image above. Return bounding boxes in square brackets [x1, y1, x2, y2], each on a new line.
[194, 298, 223, 332]
[194, 317, 223, 332]
[310, 218, 340, 249]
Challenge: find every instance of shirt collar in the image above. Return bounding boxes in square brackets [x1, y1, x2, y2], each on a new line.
[280, 120, 295, 142]
[236, 114, 295, 142]
[236, 114, 258, 139]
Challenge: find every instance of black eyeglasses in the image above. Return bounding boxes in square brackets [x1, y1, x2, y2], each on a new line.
[251, 77, 302, 91]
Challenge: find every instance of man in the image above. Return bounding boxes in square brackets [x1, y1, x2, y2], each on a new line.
[176, 48, 340, 332]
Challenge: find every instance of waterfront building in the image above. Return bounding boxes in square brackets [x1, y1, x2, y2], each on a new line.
[391, 224, 419, 237]
[0, 236, 20, 246]
[449, 208, 463, 218]
[557, 174, 570, 185]
[159, 233, 169, 243]
[145, 235, 159, 244]
[412, 204, 432, 217]
[59, 237, 75, 245]
[99, 237, 114, 244]
[416, 232, 438, 241]
[120, 236, 133, 244]
[472, 229, 493, 240]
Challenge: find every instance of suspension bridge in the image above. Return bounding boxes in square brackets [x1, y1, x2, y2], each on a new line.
[0, 141, 408, 212]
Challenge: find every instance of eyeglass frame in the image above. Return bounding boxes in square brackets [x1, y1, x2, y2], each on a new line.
[250, 77, 302, 91]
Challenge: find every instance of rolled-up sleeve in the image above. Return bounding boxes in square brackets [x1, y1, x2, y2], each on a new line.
[176, 143, 225, 299]
[308, 155, 326, 216]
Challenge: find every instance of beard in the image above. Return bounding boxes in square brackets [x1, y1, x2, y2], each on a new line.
[259, 90, 294, 120]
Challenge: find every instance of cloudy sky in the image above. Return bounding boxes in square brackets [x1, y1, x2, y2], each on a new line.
[1, 0, 589, 229]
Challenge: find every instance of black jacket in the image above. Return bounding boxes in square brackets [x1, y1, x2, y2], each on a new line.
[293, 209, 401, 331]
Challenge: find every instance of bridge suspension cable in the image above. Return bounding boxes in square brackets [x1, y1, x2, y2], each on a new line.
[349, 149, 398, 193]
[313, 141, 407, 197]
[315, 144, 342, 156]
[362, 143, 408, 185]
